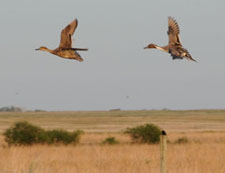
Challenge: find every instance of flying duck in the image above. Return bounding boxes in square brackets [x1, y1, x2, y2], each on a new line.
[36, 19, 88, 62]
[144, 17, 196, 62]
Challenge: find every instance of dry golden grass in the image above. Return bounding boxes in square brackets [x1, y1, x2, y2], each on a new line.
[0, 132, 225, 173]
[0, 110, 225, 172]
[0, 109, 225, 132]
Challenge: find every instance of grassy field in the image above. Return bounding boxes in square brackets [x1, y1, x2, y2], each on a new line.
[0, 109, 225, 132]
[0, 110, 225, 173]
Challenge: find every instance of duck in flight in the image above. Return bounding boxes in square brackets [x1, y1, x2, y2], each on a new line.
[144, 17, 196, 62]
[36, 19, 88, 62]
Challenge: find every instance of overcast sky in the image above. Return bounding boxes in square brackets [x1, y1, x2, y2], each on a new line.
[0, 0, 225, 111]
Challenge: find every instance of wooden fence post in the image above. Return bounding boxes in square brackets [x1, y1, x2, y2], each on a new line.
[160, 130, 167, 173]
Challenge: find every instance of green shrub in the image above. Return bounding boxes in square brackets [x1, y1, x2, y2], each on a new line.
[174, 137, 189, 144]
[102, 137, 119, 145]
[3, 121, 46, 145]
[125, 124, 161, 144]
[46, 129, 83, 145]
[3, 121, 83, 146]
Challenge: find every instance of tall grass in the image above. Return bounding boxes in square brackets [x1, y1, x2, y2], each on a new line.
[0, 132, 224, 173]
[0, 110, 224, 172]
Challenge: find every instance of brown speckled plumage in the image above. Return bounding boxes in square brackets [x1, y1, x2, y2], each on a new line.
[36, 19, 88, 62]
[145, 17, 196, 62]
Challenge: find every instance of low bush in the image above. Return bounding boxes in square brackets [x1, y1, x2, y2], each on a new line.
[174, 137, 189, 144]
[125, 124, 161, 144]
[102, 137, 119, 145]
[3, 121, 45, 145]
[3, 121, 83, 146]
[46, 129, 83, 145]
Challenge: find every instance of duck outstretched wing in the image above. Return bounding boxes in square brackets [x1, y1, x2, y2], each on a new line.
[168, 17, 182, 46]
[59, 19, 78, 48]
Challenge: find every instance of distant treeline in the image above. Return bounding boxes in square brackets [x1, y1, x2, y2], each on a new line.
[0, 106, 45, 112]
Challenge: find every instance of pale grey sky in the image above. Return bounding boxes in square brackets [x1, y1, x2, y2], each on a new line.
[0, 0, 225, 111]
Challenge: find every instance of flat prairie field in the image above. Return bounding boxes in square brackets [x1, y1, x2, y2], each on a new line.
[0, 110, 225, 173]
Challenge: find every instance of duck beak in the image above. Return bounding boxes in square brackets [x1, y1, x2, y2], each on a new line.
[144, 46, 148, 49]
[35, 48, 40, 51]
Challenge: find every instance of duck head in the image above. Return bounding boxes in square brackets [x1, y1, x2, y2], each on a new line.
[144, 44, 157, 49]
[35, 46, 49, 51]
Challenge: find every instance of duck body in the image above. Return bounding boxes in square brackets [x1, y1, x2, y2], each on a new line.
[52, 48, 83, 61]
[145, 17, 196, 62]
[168, 45, 193, 61]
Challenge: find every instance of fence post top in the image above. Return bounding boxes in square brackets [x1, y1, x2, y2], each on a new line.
[161, 130, 167, 136]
